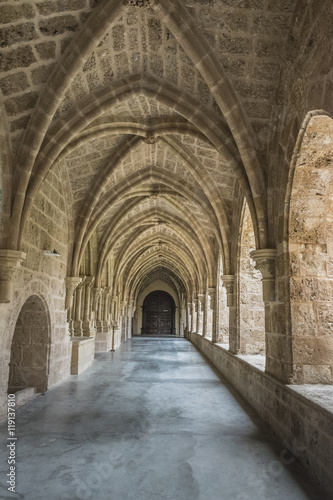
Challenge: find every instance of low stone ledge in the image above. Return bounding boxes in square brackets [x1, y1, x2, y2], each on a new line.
[95, 329, 112, 352]
[71, 337, 95, 375]
[187, 331, 333, 499]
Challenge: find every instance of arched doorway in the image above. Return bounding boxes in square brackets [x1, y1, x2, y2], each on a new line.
[142, 291, 176, 335]
[8, 295, 50, 393]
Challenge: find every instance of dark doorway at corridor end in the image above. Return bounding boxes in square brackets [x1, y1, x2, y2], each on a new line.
[141, 290, 176, 335]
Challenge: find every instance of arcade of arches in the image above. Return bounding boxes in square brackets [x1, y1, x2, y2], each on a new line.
[0, 0, 332, 496]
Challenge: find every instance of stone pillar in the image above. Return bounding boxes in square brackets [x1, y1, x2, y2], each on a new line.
[250, 249, 277, 376]
[186, 302, 192, 335]
[82, 277, 95, 337]
[191, 299, 197, 333]
[127, 300, 135, 339]
[197, 294, 205, 336]
[0, 250, 26, 303]
[208, 287, 217, 342]
[221, 275, 237, 353]
[250, 249, 277, 302]
[73, 277, 86, 336]
[102, 288, 111, 333]
[121, 301, 127, 342]
[95, 288, 104, 334]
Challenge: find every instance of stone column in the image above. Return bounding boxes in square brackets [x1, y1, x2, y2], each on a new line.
[82, 277, 95, 337]
[91, 287, 102, 330]
[95, 288, 104, 334]
[208, 287, 217, 342]
[197, 294, 205, 336]
[73, 277, 86, 336]
[221, 275, 237, 353]
[0, 250, 26, 303]
[102, 288, 111, 333]
[191, 299, 197, 333]
[250, 249, 277, 302]
[121, 301, 127, 342]
[127, 300, 135, 339]
[250, 249, 277, 377]
[186, 302, 192, 335]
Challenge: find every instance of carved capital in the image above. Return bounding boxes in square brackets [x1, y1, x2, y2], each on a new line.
[221, 275, 235, 307]
[65, 277, 82, 310]
[84, 276, 95, 290]
[250, 249, 277, 301]
[0, 250, 26, 303]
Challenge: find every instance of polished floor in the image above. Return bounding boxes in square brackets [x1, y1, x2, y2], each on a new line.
[0, 337, 324, 500]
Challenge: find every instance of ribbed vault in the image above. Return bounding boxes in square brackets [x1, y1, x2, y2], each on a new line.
[1, 0, 297, 329]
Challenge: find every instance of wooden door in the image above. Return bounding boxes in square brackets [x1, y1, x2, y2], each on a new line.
[142, 291, 175, 335]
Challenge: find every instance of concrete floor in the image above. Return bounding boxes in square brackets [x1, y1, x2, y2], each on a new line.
[0, 337, 324, 500]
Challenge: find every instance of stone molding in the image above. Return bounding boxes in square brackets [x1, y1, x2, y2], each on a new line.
[250, 249, 277, 302]
[0, 250, 26, 303]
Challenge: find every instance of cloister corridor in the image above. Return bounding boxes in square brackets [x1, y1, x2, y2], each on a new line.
[0, 337, 325, 500]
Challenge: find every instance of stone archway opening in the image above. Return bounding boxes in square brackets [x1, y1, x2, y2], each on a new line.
[238, 201, 265, 354]
[8, 295, 50, 394]
[142, 290, 176, 335]
[288, 113, 333, 384]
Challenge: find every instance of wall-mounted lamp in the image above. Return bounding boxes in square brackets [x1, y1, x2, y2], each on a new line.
[43, 249, 60, 257]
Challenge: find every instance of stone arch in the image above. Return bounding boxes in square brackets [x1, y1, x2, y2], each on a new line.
[237, 201, 265, 354]
[8, 295, 51, 393]
[286, 112, 333, 383]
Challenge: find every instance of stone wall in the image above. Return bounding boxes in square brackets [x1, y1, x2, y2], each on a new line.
[187, 331, 333, 499]
[0, 163, 72, 419]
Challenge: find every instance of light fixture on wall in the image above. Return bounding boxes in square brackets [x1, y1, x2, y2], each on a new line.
[43, 249, 60, 257]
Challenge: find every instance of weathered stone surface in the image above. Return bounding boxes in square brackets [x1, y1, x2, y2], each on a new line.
[36, 0, 87, 16]
[0, 71, 30, 95]
[4, 92, 39, 116]
[38, 15, 79, 36]
[1, 22, 38, 47]
[0, 4, 35, 24]
[0, 46, 36, 71]
[35, 41, 56, 60]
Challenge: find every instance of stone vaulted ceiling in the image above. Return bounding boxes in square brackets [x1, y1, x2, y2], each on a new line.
[0, 0, 295, 301]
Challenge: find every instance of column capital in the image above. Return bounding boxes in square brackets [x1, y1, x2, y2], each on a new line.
[65, 276, 82, 310]
[221, 275, 235, 307]
[0, 250, 26, 303]
[84, 276, 95, 289]
[250, 249, 277, 301]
